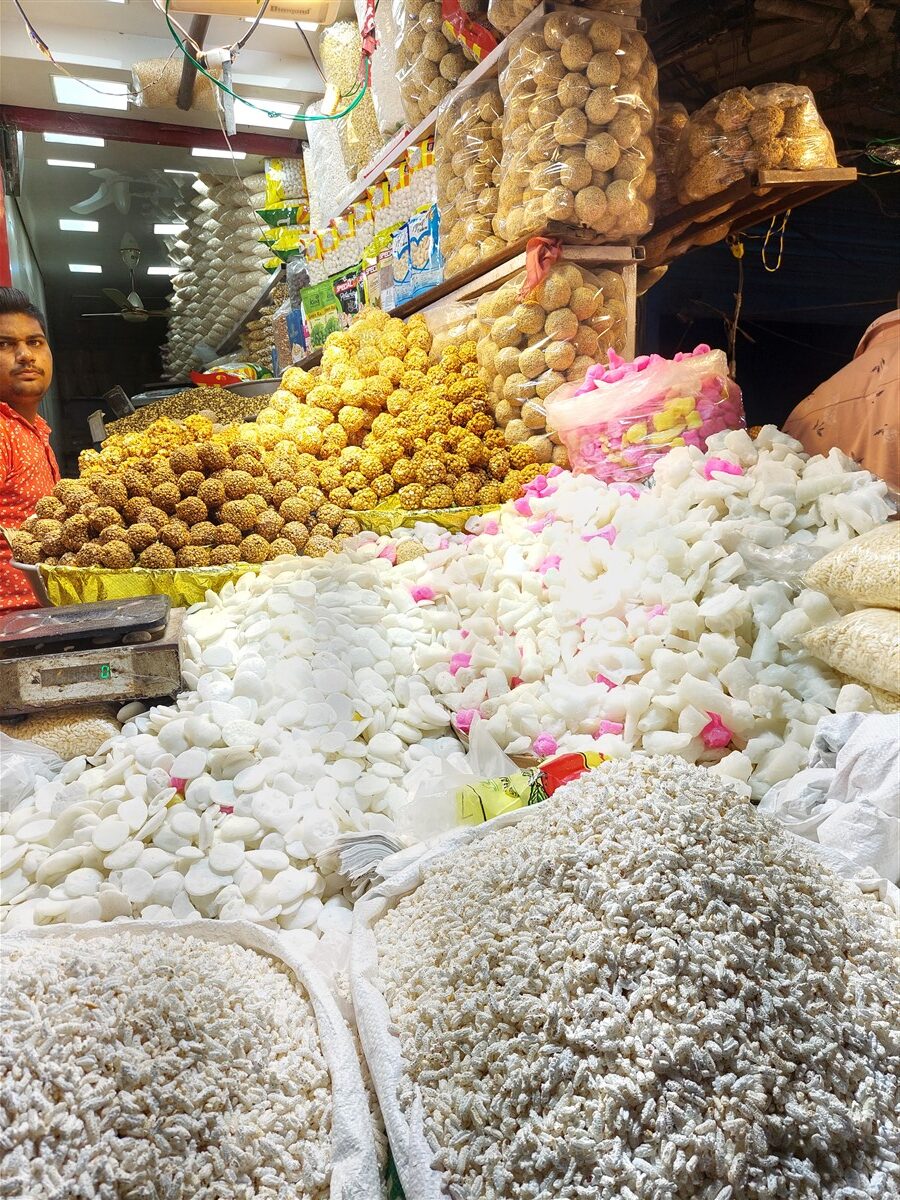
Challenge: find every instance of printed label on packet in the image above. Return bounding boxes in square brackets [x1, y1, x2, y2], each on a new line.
[456, 752, 607, 825]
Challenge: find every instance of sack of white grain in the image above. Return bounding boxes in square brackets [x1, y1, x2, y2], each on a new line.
[320, 21, 387, 179]
[0, 704, 120, 760]
[305, 99, 355, 229]
[355, 0, 407, 136]
[352, 757, 899, 1200]
[496, 8, 658, 242]
[804, 522, 900, 610]
[1, 920, 385, 1197]
[804, 607, 900, 698]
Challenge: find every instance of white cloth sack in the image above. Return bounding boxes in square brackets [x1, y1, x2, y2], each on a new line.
[759, 711, 900, 911]
[351, 809, 530, 1200]
[7, 919, 384, 1200]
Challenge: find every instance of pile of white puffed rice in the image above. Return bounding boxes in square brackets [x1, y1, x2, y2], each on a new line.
[0, 932, 333, 1199]
[376, 757, 900, 1200]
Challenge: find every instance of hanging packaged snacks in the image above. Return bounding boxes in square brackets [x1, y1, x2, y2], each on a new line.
[657, 101, 690, 213]
[496, 8, 658, 243]
[487, 0, 640, 38]
[320, 21, 386, 179]
[305, 100, 354, 230]
[354, 0, 406, 136]
[435, 80, 507, 278]
[392, 204, 444, 306]
[475, 250, 629, 465]
[675, 83, 838, 204]
[394, 0, 497, 127]
[263, 156, 308, 209]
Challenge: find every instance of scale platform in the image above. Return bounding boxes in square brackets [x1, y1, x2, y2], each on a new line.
[0, 596, 184, 717]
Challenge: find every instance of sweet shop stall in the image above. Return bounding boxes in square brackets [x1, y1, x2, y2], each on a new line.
[0, 1, 898, 1199]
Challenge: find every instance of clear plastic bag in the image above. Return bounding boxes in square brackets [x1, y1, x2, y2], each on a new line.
[543, 344, 746, 482]
[0, 731, 64, 813]
[656, 101, 689, 214]
[354, 0, 406, 136]
[423, 298, 482, 358]
[475, 257, 628, 465]
[804, 524, 900, 611]
[435, 80, 506, 277]
[496, 8, 658, 242]
[805, 608, 900, 697]
[675, 83, 838, 204]
[304, 100, 355, 230]
[393, 0, 496, 127]
[488, 0, 640, 36]
[319, 22, 386, 179]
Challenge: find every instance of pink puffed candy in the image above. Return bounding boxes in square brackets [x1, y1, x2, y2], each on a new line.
[510, 676, 523, 688]
[701, 712, 733, 748]
[410, 584, 435, 603]
[169, 776, 188, 793]
[378, 543, 398, 564]
[646, 604, 668, 618]
[611, 482, 640, 498]
[547, 465, 564, 478]
[532, 732, 558, 757]
[219, 805, 234, 816]
[460, 629, 470, 639]
[438, 536, 450, 550]
[483, 519, 499, 535]
[596, 673, 618, 689]
[454, 708, 480, 734]
[527, 515, 554, 534]
[514, 497, 533, 516]
[536, 554, 561, 575]
[703, 457, 743, 480]
[594, 720, 624, 738]
[449, 652, 472, 676]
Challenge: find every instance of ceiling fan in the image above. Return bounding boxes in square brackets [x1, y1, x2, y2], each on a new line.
[79, 234, 169, 323]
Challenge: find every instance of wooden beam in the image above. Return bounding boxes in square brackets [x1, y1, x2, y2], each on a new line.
[0, 106, 302, 157]
[176, 14, 211, 113]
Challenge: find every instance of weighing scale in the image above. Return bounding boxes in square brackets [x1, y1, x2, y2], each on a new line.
[0, 596, 184, 717]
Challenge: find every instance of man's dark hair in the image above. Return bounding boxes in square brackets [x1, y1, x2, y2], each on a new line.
[0, 287, 47, 335]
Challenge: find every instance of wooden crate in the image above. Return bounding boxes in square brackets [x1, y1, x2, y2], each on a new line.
[642, 167, 858, 270]
[0, 609, 184, 717]
[404, 239, 640, 360]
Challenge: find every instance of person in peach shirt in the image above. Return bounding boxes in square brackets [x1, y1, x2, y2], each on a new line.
[783, 309, 899, 494]
[0, 288, 60, 612]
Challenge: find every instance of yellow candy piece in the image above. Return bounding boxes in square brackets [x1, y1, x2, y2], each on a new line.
[647, 429, 677, 445]
[653, 409, 680, 432]
[668, 395, 696, 418]
[685, 411, 703, 429]
[624, 421, 647, 445]
[670, 437, 685, 447]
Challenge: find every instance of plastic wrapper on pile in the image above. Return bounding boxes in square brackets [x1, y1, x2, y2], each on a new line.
[320, 22, 386, 179]
[355, 0, 406, 136]
[306, 100, 355, 230]
[424, 300, 484, 358]
[544, 344, 745, 483]
[675, 83, 838, 204]
[16, 561, 265, 609]
[804, 523, 900, 610]
[0, 705, 120, 759]
[497, 9, 658, 242]
[394, 0, 496, 126]
[475, 257, 629, 465]
[805, 608, 900, 704]
[487, 0, 640, 37]
[656, 100, 689, 213]
[435, 80, 507, 277]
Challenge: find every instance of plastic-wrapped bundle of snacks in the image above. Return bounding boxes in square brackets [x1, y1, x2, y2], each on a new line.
[656, 100, 689, 213]
[354, 0, 406, 136]
[676, 83, 838, 204]
[488, 0, 640, 37]
[805, 524, 900, 611]
[320, 22, 386, 179]
[805, 608, 900, 700]
[435, 81, 506, 277]
[544, 344, 745, 482]
[475, 259, 628, 465]
[305, 100, 354, 229]
[394, 0, 496, 126]
[496, 9, 658, 242]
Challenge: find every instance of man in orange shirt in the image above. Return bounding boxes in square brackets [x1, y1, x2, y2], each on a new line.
[0, 288, 60, 612]
[783, 309, 899, 495]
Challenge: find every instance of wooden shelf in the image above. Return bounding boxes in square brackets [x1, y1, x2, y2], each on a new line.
[642, 167, 858, 270]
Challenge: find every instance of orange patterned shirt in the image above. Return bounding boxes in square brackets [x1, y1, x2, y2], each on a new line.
[0, 403, 60, 612]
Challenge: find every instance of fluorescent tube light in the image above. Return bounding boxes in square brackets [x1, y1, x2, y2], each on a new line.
[154, 223, 187, 234]
[47, 159, 96, 169]
[59, 219, 99, 232]
[147, 266, 177, 275]
[69, 264, 102, 273]
[51, 76, 129, 111]
[44, 133, 105, 147]
[191, 147, 246, 160]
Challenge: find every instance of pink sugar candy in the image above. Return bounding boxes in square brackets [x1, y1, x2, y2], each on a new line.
[704, 457, 743, 480]
[454, 708, 480, 734]
[536, 554, 561, 574]
[218, 805, 234, 816]
[378, 543, 398, 564]
[547, 465, 563, 478]
[611, 482, 640, 498]
[701, 712, 733, 748]
[410, 584, 435, 603]
[169, 777, 187, 793]
[581, 524, 616, 545]
[514, 497, 533, 516]
[438, 536, 450, 550]
[483, 520, 499, 535]
[647, 604, 668, 618]
[527, 515, 553, 534]
[594, 720, 624, 737]
[595, 673, 618, 689]
[532, 732, 558, 757]
[460, 629, 470, 639]
[449, 652, 472, 676]
[510, 676, 523, 688]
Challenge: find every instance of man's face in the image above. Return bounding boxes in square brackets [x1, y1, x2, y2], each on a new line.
[0, 313, 53, 407]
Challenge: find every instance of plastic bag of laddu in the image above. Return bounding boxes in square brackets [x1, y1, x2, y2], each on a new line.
[657, 100, 690, 213]
[320, 21, 386, 179]
[488, 0, 640, 37]
[0, 731, 64, 813]
[543, 344, 745, 483]
[423, 298, 482, 359]
[675, 82, 838, 204]
[434, 79, 506, 278]
[393, 0, 497, 127]
[804, 523, 900, 610]
[496, 8, 658, 243]
[355, 0, 406, 136]
[804, 608, 900, 698]
[475, 255, 629, 467]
